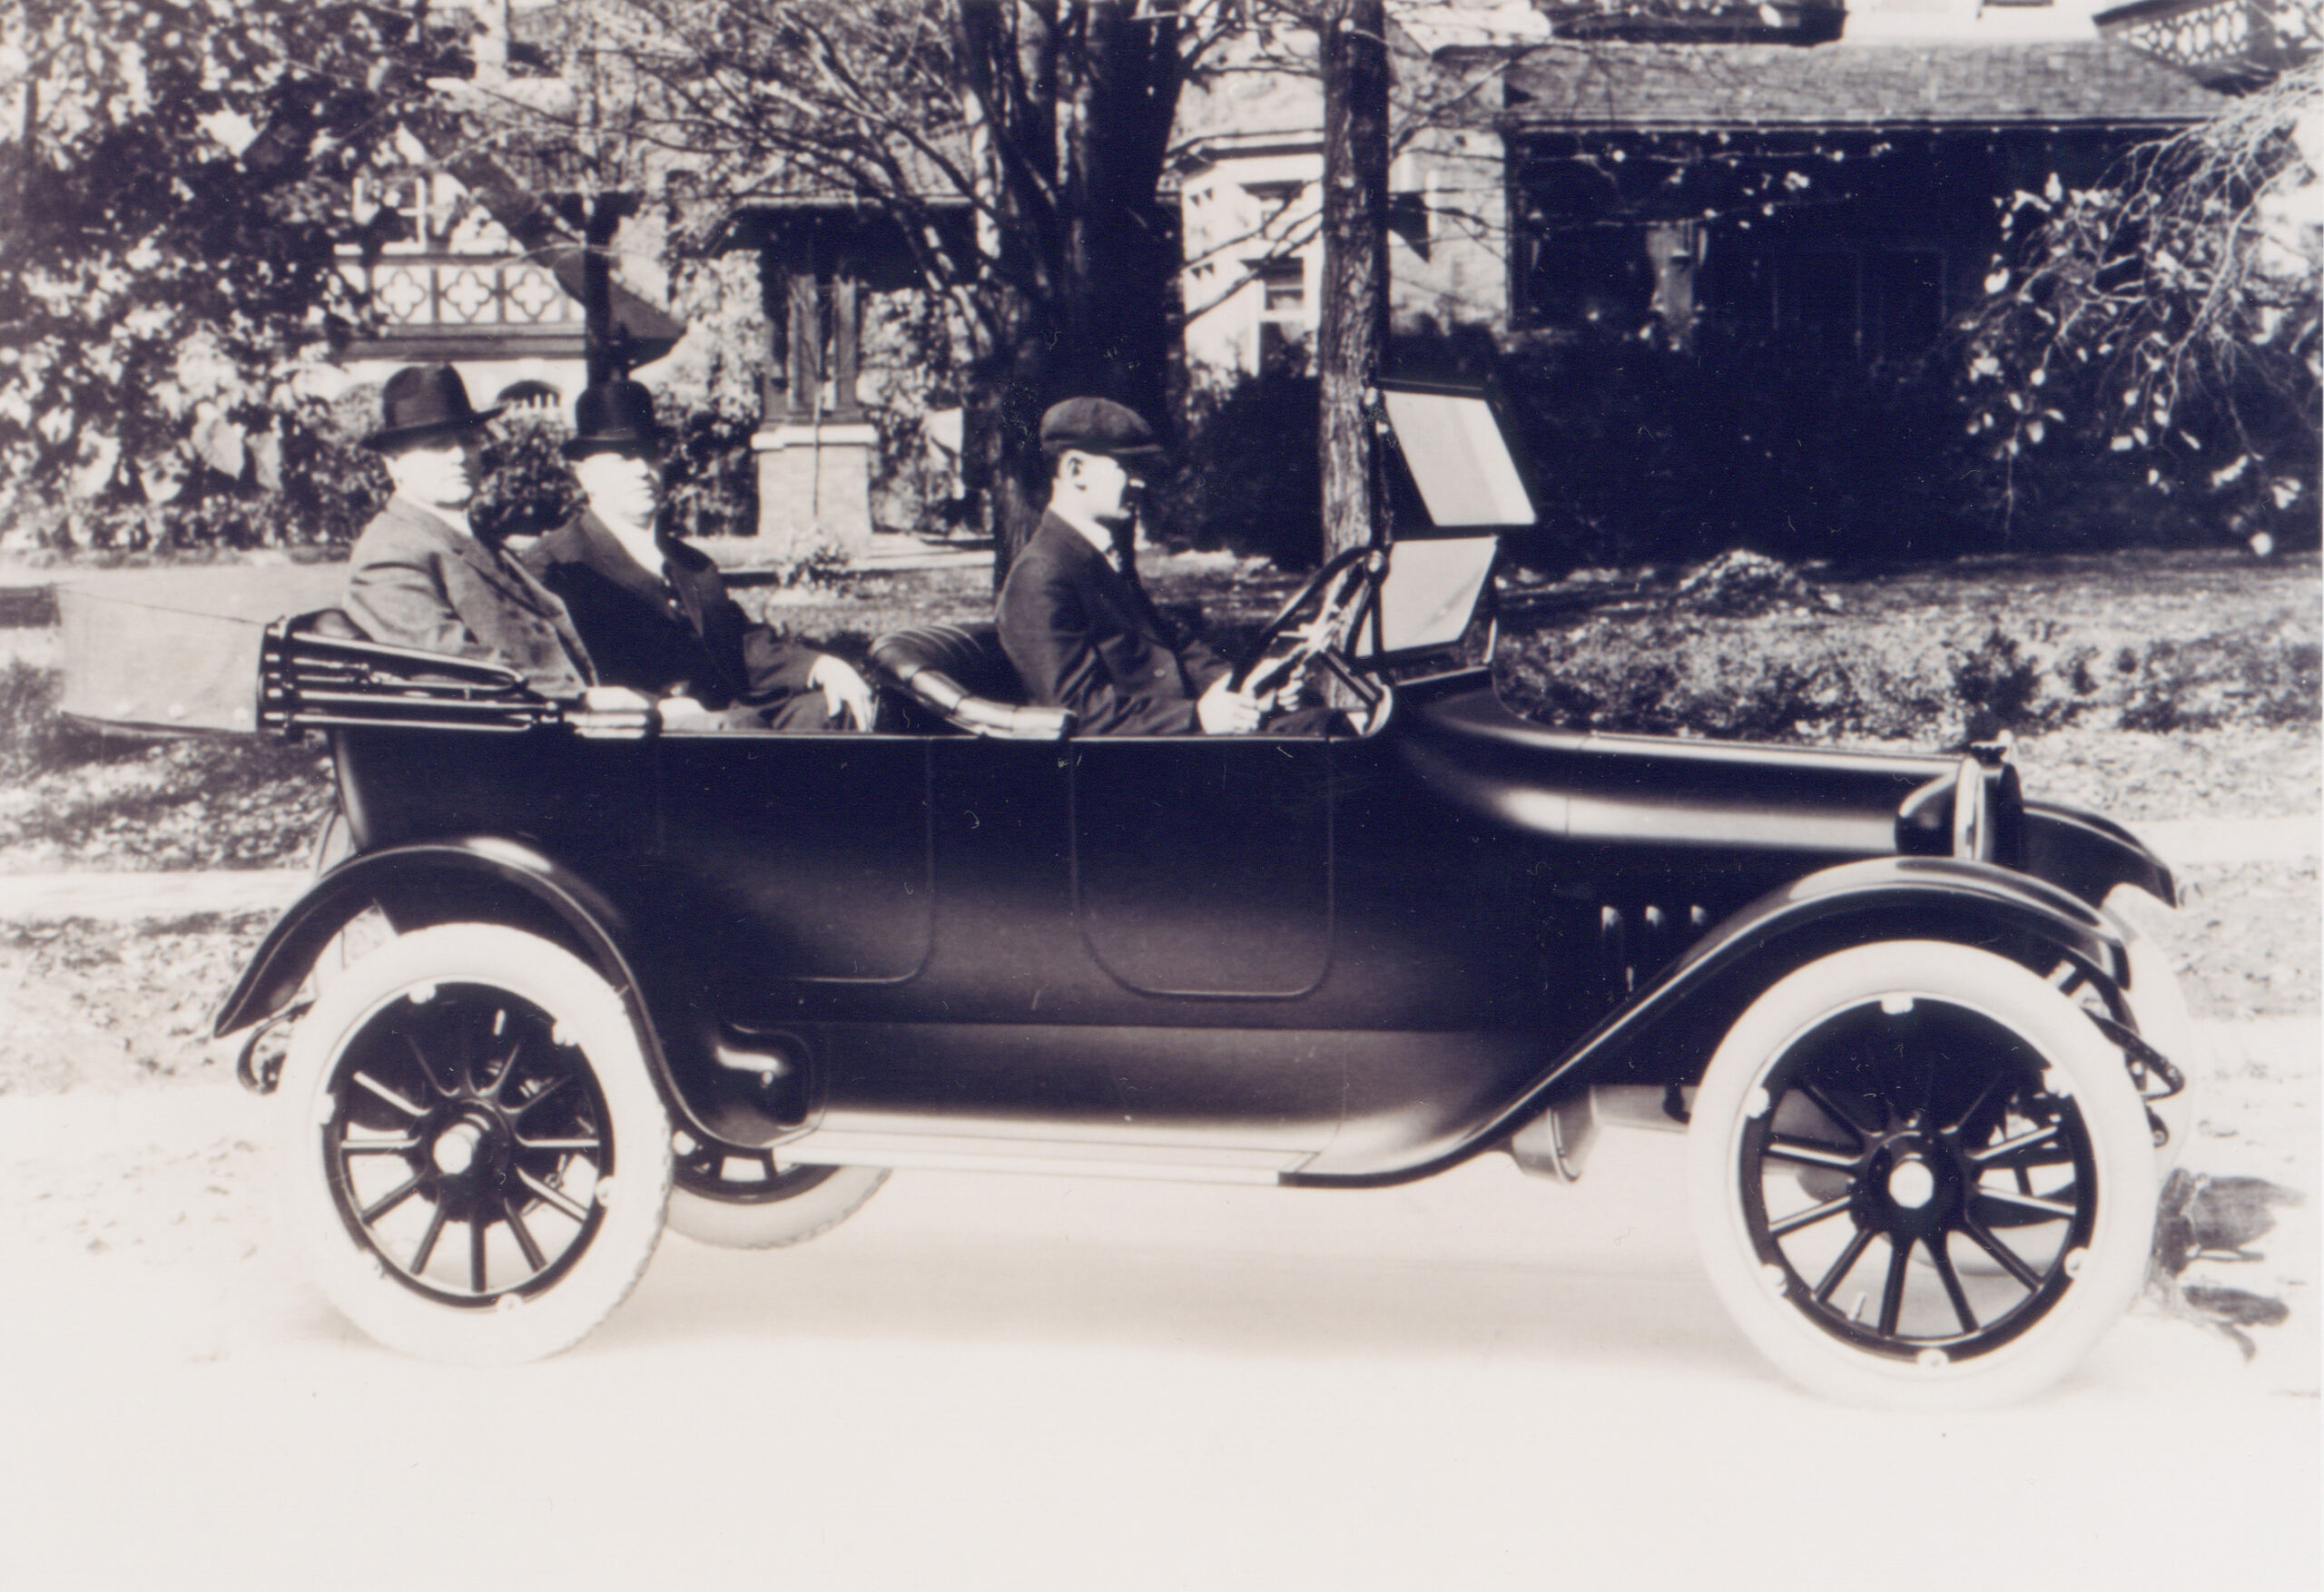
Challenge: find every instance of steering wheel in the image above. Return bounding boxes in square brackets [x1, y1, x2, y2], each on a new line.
[1229, 545, 1382, 696]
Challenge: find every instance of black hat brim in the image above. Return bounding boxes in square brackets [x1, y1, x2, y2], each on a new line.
[362, 407, 507, 451]
[561, 430, 674, 459]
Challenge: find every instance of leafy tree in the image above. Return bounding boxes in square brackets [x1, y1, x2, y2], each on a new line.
[0, 1, 461, 549]
[460, 0, 1215, 575]
[1960, 64, 2322, 546]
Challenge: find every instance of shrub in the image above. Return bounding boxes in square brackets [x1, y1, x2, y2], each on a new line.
[1481, 329, 1974, 570]
[1153, 366, 1323, 568]
[2118, 632, 2324, 732]
[22, 388, 391, 555]
[1952, 626, 2049, 742]
[0, 658, 67, 784]
[471, 414, 580, 543]
[467, 406, 758, 546]
[662, 410, 760, 543]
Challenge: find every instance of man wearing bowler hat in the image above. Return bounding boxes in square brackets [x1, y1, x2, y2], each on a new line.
[344, 363, 597, 699]
[520, 378, 876, 732]
[999, 397, 1314, 735]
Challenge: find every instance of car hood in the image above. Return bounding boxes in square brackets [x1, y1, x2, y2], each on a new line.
[1393, 676, 1954, 859]
[1389, 674, 2173, 905]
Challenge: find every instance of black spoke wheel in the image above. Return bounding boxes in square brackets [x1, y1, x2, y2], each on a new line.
[321, 978, 614, 1305]
[1739, 1003, 2095, 1360]
[1689, 941, 2157, 1408]
[666, 1134, 889, 1250]
[279, 925, 671, 1363]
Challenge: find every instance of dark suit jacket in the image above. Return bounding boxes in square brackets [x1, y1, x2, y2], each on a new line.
[344, 497, 594, 698]
[997, 512, 1227, 735]
[519, 511, 821, 713]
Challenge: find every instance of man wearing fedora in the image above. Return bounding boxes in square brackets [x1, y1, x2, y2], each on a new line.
[998, 397, 1310, 735]
[519, 379, 876, 732]
[344, 363, 597, 700]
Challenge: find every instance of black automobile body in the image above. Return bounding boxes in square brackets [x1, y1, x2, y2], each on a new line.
[216, 385, 2194, 1403]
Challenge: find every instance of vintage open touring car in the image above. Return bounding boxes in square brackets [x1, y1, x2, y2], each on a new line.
[209, 384, 2195, 1406]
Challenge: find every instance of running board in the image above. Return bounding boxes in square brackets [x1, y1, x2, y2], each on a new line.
[783, 1129, 1300, 1185]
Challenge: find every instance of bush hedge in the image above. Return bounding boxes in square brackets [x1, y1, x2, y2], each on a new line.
[1499, 561, 2320, 747]
[1142, 328, 2319, 575]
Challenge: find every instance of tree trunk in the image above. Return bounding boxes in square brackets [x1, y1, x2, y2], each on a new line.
[1316, 0, 1389, 561]
[963, 303, 1052, 585]
[1060, 1, 1183, 431]
[959, 0, 1063, 588]
[961, 0, 1186, 590]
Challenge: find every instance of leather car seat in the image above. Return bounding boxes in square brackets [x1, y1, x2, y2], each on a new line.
[870, 624, 1073, 740]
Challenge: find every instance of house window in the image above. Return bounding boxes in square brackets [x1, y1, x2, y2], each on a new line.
[1253, 257, 1310, 371]
[496, 378, 565, 412]
[1243, 179, 1305, 219]
[1517, 222, 1657, 332]
[1387, 191, 1431, 260]
[1263, 273, 1305, 316]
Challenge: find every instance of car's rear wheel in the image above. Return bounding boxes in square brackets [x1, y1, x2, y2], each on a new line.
[1688, 940, 2157, 1409]
[277, 924, 671, 1364]
[666, 1135, 889, 1250]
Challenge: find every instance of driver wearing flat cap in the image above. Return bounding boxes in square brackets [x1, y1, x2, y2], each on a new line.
[1000, 398, 1312, 736]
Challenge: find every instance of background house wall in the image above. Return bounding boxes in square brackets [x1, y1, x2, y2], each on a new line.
[1176, 20, 1518, 381]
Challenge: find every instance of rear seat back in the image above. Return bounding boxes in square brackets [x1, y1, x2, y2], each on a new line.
[870, 624, 1073, 740]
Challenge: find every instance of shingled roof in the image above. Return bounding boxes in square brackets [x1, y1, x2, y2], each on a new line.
[1502, 40, 2229, 130]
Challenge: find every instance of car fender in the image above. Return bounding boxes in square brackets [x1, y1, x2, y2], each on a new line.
[2021, 800, 2177, 908]
[1288, 854, 2132, 1189]
[211, 836, 763, 1149]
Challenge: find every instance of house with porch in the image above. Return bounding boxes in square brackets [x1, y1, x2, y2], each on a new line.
[1178, 0, 2237, 380]
[328, 0, 957, 562]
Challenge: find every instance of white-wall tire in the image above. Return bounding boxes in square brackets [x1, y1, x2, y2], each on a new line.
[276, 924, 672, 1364]
[1688, 940, 2157, 1409]
[665, 1141, 889, 1250]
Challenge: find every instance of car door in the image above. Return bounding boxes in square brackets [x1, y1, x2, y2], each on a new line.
[1068, 732, 1334, 998]
[654, 732, 933, 1008]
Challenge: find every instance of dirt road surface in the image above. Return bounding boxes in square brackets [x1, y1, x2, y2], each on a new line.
[1, 1017, 2313, 1592]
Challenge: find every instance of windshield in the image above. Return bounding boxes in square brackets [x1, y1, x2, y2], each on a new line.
[1380, 388, 1537, 529]
[1362, 536, 1501, 658]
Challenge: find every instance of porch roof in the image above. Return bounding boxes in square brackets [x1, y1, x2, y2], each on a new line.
[1501, 39, 2230, 132]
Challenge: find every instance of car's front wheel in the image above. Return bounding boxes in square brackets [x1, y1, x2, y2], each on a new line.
[1688, 940, 2157, 1409]
[666, 1135, 889, 1250]
[276, 924, 672, 1364]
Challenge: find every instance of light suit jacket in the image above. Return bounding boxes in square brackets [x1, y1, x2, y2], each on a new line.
[343, 496, 595, 699]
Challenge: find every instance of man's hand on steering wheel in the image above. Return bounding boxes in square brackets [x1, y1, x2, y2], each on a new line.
[1229, 546, 1380, 699]
[1196, 673, 1267, 734]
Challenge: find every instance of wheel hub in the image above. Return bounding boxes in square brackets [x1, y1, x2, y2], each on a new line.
[1886, 1155, 1935, 1209]
[432, 1117, 487, 1176]
[1861, 1125, 1964, 1241]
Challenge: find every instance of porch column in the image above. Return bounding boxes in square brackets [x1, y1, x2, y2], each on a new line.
[754, 263, 877, 556]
